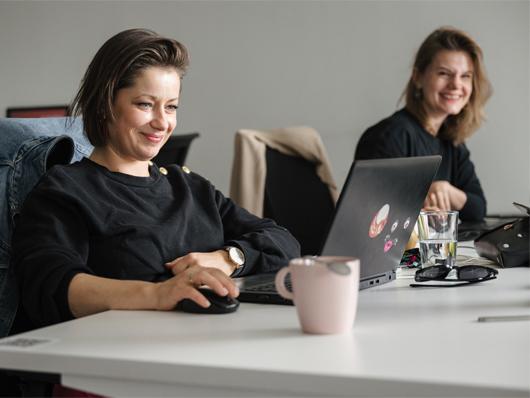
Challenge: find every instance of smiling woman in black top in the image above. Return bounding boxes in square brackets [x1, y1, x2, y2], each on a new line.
[12, 29, 300, 331]
[355, 27, 492, 221]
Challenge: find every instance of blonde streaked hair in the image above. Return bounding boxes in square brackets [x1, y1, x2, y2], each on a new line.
[402, 27, 492, 144]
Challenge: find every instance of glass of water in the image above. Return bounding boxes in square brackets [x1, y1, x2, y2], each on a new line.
[417, 210, 458, 269]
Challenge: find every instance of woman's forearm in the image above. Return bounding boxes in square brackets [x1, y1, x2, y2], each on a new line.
[67, 273, 156, 318]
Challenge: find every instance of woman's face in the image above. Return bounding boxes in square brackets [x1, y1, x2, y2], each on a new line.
[414, 50, 474, 126]
[106, 66, 181, 162]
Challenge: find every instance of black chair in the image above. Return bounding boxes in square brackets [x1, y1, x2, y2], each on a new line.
[263, 147, 335, 256]
[0, 370, 58, 397]
[152, 132, 199, 167]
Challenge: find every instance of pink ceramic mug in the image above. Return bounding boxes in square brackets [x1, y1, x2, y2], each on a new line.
[275, 256, 360, 334]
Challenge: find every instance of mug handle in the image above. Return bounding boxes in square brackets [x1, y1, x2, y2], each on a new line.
[275, 267, 293, 300]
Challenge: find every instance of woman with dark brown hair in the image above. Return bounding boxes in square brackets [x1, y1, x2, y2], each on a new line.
[355, 27, 492, 221]
[12, 29, 299, 333]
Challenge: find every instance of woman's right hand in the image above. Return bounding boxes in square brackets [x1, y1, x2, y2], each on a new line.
[68, 266, 239, 318]
[424, 181, 467, 211]
[153, 265, 239, 311]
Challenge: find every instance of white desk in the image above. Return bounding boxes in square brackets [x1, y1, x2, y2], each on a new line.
[0, 250, 529, 397]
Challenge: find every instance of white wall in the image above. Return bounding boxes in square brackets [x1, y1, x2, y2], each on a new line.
[1, 0, 528, 215]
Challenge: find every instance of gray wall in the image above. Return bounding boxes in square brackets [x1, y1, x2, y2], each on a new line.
[1, 0, 528, 215]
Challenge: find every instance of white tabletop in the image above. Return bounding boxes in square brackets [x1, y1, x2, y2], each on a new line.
[1, 248, 529, 397]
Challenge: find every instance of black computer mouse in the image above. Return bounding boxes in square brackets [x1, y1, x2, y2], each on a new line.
[175, 288, 240, 314]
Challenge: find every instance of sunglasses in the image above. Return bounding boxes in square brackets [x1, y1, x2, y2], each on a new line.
[410, 265, 498, 288]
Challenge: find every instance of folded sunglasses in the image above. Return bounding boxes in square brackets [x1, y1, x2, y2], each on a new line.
[410, 264, 498, 288]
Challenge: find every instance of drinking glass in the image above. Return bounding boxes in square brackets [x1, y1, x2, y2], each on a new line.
[417, 210, 458, 269]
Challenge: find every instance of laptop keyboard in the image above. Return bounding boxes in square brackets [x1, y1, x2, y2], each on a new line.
[245, 278, 292, 293]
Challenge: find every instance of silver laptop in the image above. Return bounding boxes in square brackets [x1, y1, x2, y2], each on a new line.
[236, 156, 441, 304]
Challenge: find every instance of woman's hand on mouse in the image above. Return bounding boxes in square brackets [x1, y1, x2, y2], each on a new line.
[153, 264, 239, 311]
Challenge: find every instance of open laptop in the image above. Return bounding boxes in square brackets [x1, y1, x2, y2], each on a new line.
[236, 155, 441, 304]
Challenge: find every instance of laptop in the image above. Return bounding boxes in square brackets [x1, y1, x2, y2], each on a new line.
[235, 155, 441, 304]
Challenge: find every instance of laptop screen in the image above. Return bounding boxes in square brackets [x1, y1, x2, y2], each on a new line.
[320, 156, 440, 285]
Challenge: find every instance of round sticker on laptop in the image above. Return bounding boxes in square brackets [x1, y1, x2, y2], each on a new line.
[369, 204, 389, 238]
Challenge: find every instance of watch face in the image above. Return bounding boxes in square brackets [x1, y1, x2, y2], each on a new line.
[229, 247, 245, 266]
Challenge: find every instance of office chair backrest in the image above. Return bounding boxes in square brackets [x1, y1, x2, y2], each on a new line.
[0, 117, 92, 339]
[264, 147, 335, 256]
[153, 132, 200, 167]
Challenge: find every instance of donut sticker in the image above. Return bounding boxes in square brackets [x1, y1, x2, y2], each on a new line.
[391, 220, 399, 233]
[383, 239, 393, 252]
[369, 204, 390, 238]
[403, 217, 411, 229]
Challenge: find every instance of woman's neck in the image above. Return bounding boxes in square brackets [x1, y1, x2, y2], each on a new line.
[423, 115, 445, 136]
[89, 147, 150, 177]
[405, 106, 445, 137]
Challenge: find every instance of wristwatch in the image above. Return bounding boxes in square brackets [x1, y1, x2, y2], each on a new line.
[224, 246, 245, 270]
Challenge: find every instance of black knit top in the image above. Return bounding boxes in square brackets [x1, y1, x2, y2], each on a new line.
[355, 109, 486, 221]
[12, 158, 300, 329]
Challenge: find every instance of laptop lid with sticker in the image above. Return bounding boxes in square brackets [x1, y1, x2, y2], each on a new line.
[320, 156, 441, 289]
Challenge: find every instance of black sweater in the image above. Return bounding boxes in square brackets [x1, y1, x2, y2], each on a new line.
[12, 158, 300, 329]
[354, 109, 486, 221]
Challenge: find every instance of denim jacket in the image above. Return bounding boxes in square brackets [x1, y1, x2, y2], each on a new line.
[0, 117, 92, 337]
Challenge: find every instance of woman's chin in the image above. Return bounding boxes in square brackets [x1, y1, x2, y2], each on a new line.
[139, 148, 162, 162]
[442, 102, 467, 116]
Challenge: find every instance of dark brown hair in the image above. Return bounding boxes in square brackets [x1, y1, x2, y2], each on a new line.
[403, 27, 492, 144]
[70, 28, 189, 146]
